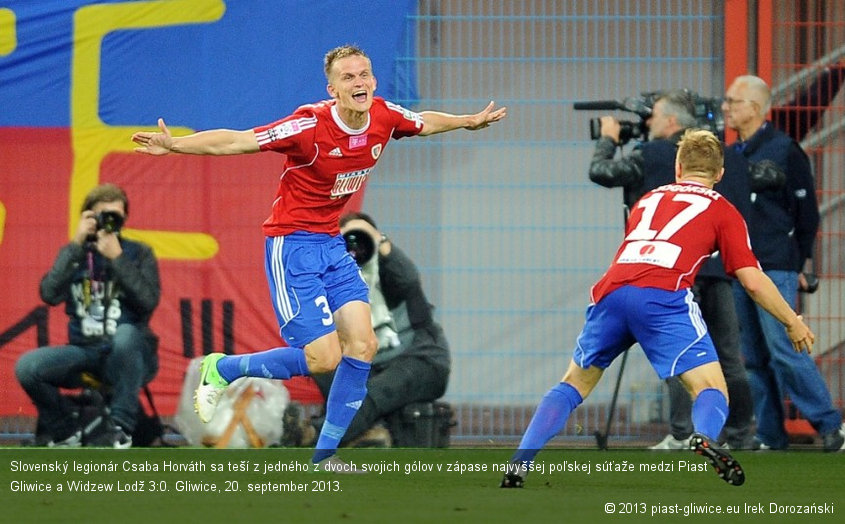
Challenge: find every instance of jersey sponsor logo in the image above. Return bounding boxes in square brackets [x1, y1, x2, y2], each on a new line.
[330, 168, 371, 198]
[617, 240, 681, 268]
[349, 135, 368, 149]
[328, 147, 343, 157]
[371, 143, 382, 160]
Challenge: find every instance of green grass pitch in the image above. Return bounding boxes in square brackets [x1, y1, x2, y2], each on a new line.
[2, 447, 842, 523]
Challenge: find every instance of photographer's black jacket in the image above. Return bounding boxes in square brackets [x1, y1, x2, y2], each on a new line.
[378, 245, 450, 372]
[589, 132, 751, 280]
[731, 122, 819, 272]
[39, 238, 160, 347]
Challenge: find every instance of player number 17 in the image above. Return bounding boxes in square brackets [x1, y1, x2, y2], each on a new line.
[625, 192, 712, 242]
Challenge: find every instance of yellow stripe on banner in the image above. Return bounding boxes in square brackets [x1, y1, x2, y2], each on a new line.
[0, 8, 16, 56]
[70, 0, 225, 261]
[0, 200, 6, 246]
[121, 228, 220, 260]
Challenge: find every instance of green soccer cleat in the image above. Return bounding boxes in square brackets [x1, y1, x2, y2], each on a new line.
[194, 353, 229, 423]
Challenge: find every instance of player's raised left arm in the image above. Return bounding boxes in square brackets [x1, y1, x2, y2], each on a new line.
[418, 101, 507, 136]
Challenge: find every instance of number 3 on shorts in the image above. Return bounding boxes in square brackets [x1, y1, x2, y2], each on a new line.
[315, 296, 332, 326]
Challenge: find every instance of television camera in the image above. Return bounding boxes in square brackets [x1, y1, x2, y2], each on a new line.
[574, 90, 724, 145]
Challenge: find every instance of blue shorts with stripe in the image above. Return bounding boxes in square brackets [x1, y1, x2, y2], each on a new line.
[572, 286, 717, 378]
[264, 232, 369, 347]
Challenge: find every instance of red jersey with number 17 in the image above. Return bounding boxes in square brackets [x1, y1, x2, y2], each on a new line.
[590, 182, 760, 304]
[254, 97, 423, 236]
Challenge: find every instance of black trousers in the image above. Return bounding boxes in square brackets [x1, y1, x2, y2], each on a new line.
[312, 354, 448, 445]
[665, 277, 753, 447]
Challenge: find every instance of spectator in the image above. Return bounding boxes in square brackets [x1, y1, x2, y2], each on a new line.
[723, 74, 844, 451]
[589, 90, 754, 449]
[15, 184, 160, 448]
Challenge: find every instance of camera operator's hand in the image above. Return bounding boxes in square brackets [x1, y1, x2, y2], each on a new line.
[599, 116, 622, 144]
[73, 209, 124, 259]
[94, 229, 123, 260]
[73, 210, 99, 246]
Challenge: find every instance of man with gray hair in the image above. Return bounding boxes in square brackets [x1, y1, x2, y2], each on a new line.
[723, 74, 843, 451]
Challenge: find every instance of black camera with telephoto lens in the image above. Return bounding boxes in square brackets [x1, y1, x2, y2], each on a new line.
[589, 118, 646, 143]
[343, 229, 376, 267]
[95, 210, 124, 234]
[87, 210, 125, 242]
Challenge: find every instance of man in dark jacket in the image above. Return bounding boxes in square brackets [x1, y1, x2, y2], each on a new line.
[723, 75, 843, 451]
[15, 184, 160, 448]
[589, 90, 754, 449]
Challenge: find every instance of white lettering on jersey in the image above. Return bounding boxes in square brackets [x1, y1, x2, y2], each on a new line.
[331, 168, 371, 198]
[386, 101, 424, 129]
[255, 116, 317, 145]
[626, 192, 712, 241]
[617, 240, 682, 268]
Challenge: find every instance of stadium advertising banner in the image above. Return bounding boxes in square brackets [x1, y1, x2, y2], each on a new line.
[0, 0, 417, 414]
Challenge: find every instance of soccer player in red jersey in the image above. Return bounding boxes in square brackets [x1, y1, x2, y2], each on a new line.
[501, 130, 813, 488]
[132, 45, 506, 467]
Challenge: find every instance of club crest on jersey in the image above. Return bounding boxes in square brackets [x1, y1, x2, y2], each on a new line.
[331, 168, 371, 198]
[371, 143, 382, 160]
[349, 135, 368, 149]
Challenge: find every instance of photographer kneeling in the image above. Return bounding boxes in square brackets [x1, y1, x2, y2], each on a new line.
[15, 184, 160, 448]
[289, 212, 451, 448]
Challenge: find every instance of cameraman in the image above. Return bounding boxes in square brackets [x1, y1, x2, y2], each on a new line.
[588, 90, 755, 450]
[15, 184, 160, 448]
[301, 212, 450, 447]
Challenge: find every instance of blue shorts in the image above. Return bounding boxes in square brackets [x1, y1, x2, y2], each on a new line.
[572, 286, 717, 378]
[264, 232, 369, 347]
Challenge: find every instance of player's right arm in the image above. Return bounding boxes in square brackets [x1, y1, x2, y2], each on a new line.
[132, 118, 259, 156]
[734, 266, 814, 353]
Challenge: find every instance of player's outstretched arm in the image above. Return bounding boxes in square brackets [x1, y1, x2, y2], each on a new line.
[418, 101, 507, 136]
[735, 266, 815, 353]
[132, 118, 260, 156]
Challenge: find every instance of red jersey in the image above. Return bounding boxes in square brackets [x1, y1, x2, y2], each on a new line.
[254, 97, 423, 236]
[590, 182, 760, 303]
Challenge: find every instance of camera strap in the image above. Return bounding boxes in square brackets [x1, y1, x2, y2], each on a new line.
[84, 249, 113, 325]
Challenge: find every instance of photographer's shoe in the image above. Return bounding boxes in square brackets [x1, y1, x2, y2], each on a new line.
[47, 430, 82, 448]
[649, 433, 690, 450]
[194, 353, 228, 423]
[499, 462, 528, 488]
[691, 433, 744, 486]
[85, 420, 132, 449]
[822, 423, 845, 452]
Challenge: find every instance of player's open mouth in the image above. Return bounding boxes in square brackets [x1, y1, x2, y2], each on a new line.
[352, 91, 368, 103]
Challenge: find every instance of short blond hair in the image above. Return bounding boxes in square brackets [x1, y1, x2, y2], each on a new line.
[323, 45, 369, 80]
[676, 129, 724, 180]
